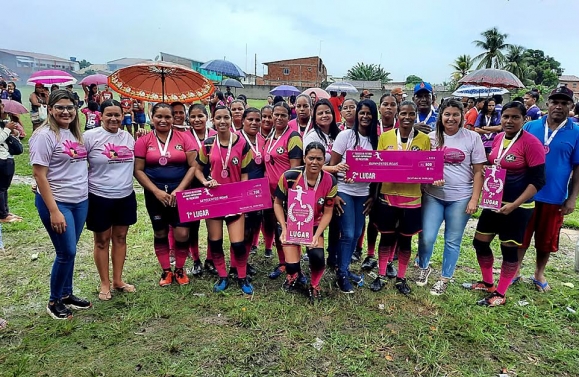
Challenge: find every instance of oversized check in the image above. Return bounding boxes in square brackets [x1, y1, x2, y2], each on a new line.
[344, 150, 444, 183]
[176, 178, 272, 222]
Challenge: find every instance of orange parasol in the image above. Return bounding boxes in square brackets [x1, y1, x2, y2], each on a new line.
[108, 61, 215, 103]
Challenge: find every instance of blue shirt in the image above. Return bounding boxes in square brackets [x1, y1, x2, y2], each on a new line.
[526, 105, 542, 121]
[524, 117, 579, 204]
[416, 110, 438, 130]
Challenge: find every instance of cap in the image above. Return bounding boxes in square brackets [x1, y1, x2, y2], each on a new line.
[548, 86, 574, 102]
[360, 89, 374, 98]
[34, 83, 44, 88]
[413, 82, 433, 95]
[391, 87, 404, 95]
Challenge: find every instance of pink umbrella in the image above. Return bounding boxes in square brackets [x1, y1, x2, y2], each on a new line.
[79, 74, 108, 86]
[27, 69, 77, 85]
[0, 99, 28, 115]
[302, 87, 330, 100]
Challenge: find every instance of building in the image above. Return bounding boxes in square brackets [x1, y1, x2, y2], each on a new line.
[344, 80, 383, 90]
[240, 74, 264, 86]
[159, 52, 222, 82]
[559, 75, 579, 100]
[107, 58, 151, 72]
[262, 56, 327, 88]
[0, 48, 80, 80]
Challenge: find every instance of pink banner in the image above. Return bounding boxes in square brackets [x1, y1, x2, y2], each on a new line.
[286, 186, 315, 245]
[176, 178, 272, 222]
[344, 150, 444, 183]
[480, 166, 506, 211]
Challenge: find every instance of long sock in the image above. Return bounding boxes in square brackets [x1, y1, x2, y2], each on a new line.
[476, 254, 494, 284]
[389, 243, 398, 262]
[262, 223, 274, 249]
[232, 242, 247, 279]
[277, 247, 286, 265]
[168, 227, 175, 253]
[190, 244, 200, 261]
[396, 248, 411, 279]
[310, 268, 324, 287]
[154, 237, 171, 270]
[209, 240, 227, 278]
[367, 224, 378, 258]
[174, 241, 189, 269]
[206, 239, 212, 261]
[496, 261, 518, 296]
[229, 246, 237, 268]
[252, 226, 260, 248]
[378, 246, 392, 276]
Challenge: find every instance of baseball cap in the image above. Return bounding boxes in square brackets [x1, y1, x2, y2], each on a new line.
[391, 87, 404, 95]
[360, 90, 374, 98]
[34, 83, 44, 88]
[548, 86, 574, 102]
[414, 82, 433, 95]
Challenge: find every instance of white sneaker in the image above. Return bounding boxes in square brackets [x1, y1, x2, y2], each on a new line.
[415, 266, 431, 287]
[430, 280, 448, 296]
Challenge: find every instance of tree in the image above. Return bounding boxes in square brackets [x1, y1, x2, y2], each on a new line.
[450, 55, 474, 80]
[79, 59, 92, 69]
[503, 45, 531, 84]
[346, 63, 391, 84]
[405, 75, 423, 85]
[522, 49, 563, 88]
[473, 27, 511, 69]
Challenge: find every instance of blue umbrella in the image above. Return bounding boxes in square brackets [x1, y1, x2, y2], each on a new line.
[200, 59, 245, 78]
[221, 78, 244, 88]
[270, 85, 301, 97]
[452, 85, 509, 98]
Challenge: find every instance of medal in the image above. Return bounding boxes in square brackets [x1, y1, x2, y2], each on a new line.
[241, 129, 263, 165]
[543, 118, 567, 155]
[494, 129, 522, 166]
[221, 170, 229, 178]
[265, 154, 271, 163]
[544, 145, 550, 154]
[155, 129, 172, 166]
[215, 131, 233, 179]
[255, 154, 263, 165]
[396, 129, 415, 151]
[265, 126, 289, 164]
[159, 156, 168, 166]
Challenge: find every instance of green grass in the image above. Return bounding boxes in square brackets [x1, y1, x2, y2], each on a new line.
[2, 98, 579, 377]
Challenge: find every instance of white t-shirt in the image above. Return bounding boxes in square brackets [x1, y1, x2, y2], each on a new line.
[332, 129, 372, 196]
[29, 127, 88, 203]
[303, 129, 333, 164]
[84, 127, 135, 199]
[425, 127, 487, 201]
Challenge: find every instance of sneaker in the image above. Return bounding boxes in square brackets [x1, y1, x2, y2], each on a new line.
[430, 280, 448, 296]
[213, 277, 230, 292]
[351, 249, 362, 263]
[336, 274, 354, 294]
[395, 277, 411, 295]
[302, 252, 309, 262]
[282, 273, 299, 292]
[62, 295, 92, 310]
[264, 248, 273, 258]
[191, 260, 203, 276]
[348, 271, 364, 287]
[386, 262, 397, 279]
[370, 276, 386, 292]
[361, 256, 377, 271]
[159, 270, 174, 287]
[204, 259, 217, 275]
[46, 300, 73, 320]
[477, 291, 506, 307]
[297, 273, 309, 288]
[269, 264, 285, 279]
[308, 284, 322, 303]
[238, 277, 254, 295]
[247, 263, 257, 276]
[174, 268, 190, 285]
[416, 267, 432, 287]
[462, 281, 496, 293]
[229, 267, 238, 279]
[250, 245, 258, 255]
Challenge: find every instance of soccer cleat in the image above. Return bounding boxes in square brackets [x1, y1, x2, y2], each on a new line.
[46, 300, 73, 320]
[477, 291, 506, 307]
[204, 259, 217, 275]
[370, 276, 386, 292]
[191, 260, 203, 276]
[416, 267, 432, 287]
[62, 295, 92, 310]
[308, 284, 322, 303]
[238, 277, 254, 295]
[174, 268, 190, 285]
[249, 245, 258, 255]
[361, 256, 377, 271]
[228, 267, 238, 279]
[462, 281, 496, 293]
[395, 277, 411, 295]
[302, 252, 309, 262]
[386, 262, 397, 278]
[264, 248, 273, 258]
[213, 277, 230, 292]
[430, 280, 449, 296]
[351, 249, 362, 263]
[268, 264, 286, 279]
[348, 271, 364, 287]
[336, 274, 354, 294]
[159, 270, 174, 287]
[282, 272, 299, 292]
[247, 263, 258, 276]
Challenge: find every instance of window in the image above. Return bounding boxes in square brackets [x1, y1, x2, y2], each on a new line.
[283, 68, 290, 75]
[573, 83, 577, 88]
[308, 67, 312, 72]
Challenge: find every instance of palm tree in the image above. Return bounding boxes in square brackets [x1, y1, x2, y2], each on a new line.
[450, 55, 474, 80]
[503, 45, 528, 81]
[346, 63, 391, 84]
[473, 27, 512, 69]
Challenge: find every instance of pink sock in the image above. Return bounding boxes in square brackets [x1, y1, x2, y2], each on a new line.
[206, 241, 212, 261]
[277, 246, 286, 265]
[229, 246, 237, 268]
[496, 261, 518, 296]
[168, 227, 175, 252]
[263, 224, 274, 249]
[174, 241, 189, 269]
[357, 222, 365, 250]
[378, 246, 392, 276]
[310, 268, 324, 287]
[396, 249, 411, 279]
[234, 250, 248, 279]
[190, 244, 200, 261]
[389, 243, 398, 262]
[211, 249, 228, 278]
[477, 254, 495, 285]
[367, 226, 378, 257]
[252, 227, 260, 247]
[154, 239, 171, 270]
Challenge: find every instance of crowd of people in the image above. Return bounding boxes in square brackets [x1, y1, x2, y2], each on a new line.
[1, 79, 576, 324]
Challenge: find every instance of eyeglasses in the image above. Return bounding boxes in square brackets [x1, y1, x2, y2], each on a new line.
[53, 105, 76, 112]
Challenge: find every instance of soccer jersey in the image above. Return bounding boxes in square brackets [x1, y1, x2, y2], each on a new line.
[378, 119, 399, 136]
[464, 108, 479, 127]
[288, 118, 313, 137]
[526, 105, 541, 121]
[81, 108, 101, 130]
[186, 128, 218, 151]
[474, 112, 501, 149]
[120, 98, 132, 113]
[275, 166, 338, 226]
[488, 131, 545, 204]
[241, 131, 266, 180]
[416, 110, 438, 130]
[377, 129, 431, 208]
[303, 129, 334, 164]
[264, 129, 303, 194]
[197, 133, 253, 185]
[332, 129, 372, 196]
[524, 117, 579, 205]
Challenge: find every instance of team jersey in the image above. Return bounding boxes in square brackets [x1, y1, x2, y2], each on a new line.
[120, 98, 132, 113]
[132, 99, 144, 114]
[264, 129, 303, 194]
[197, 133, 253, 185]
[526, 105, 541, 121]
[100, 91, 113, 101]
[416, 110, 438, 130]
[275, 166, 338, 226]
[474, 112, 501, 148]
[288, 118, 313, 137]
[241, 132, 266, 180]
[81, 108, 101, 130]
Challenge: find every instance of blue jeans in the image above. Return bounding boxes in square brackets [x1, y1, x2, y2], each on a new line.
[418, 194, 471, 279]
[337, 192, 367, 276]
[36, 194, 88, 302]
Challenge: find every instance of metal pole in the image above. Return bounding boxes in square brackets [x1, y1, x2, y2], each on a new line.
[161, 70, 165, 102]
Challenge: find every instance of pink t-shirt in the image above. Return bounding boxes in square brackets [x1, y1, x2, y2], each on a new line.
[288, 118, 313, 137]
[197, 133, 253, 185]
[81, 108, 101, 130]
[29, 127, 88, 203]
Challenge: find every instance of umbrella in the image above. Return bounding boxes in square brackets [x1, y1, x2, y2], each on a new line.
[458, 69, 524, 89]
[108, 61, 215, 103]
[221, 78, 243, 89]
[200, 59, 245, 78]
[79, 74, 109, 86]
[0, 64, 19, 81]
[302, 87, 330, 100]
[452, 85, 509, 98]
[326, 81, 358, 93]
[26, 69, 77, 85]
[0, 99, 28, 115]
[270, 85, 301, 97]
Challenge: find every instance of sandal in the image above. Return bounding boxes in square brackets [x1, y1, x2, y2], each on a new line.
[113, 284, 136, 293]
[511, 276, 522, 285]
[0, 317, 7, 330]
[98, 291, 112, 301]
[531, 276, 551, 293]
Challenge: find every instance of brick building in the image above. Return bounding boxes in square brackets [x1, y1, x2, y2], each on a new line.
[263, 56, 327, 88]
[559, 75, 579, 101]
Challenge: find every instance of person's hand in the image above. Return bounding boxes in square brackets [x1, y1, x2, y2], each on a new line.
[310, 236, 320, 249]
[169, 190, 179, 207]
[280, 228, 287, 244]
[362, 197, 374, 215]
[332, 163, 349, 174]
[432, 179, 445, 187]
[30, 184, 37, 194]
[154, 189, 172, 207]
[204, 179, 219, 188]
[465, 199, 478, 215]
[135, 128, 150, 139]
[497, 203, 516, 215]
[50, 210, 67, 234]
[561, 198, 576, 216]
[344, 177, 355, 184]
[334, 195, 345, 215]
[4, 121, 16, 131]
[413, 123, 431, 134]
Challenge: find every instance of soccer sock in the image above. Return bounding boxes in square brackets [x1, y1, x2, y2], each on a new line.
[396, 248, 411, 279]
[174, 241, 189, 269]
[252, 226, 260, 248]
[209, 239, 227, 278]
[229, 246, 237, 269]
[190, 244, 200, 262]
[496, 244, 519, 296]
[154, 236, 171, 270]
[232, 242, 247, 279]
[367, 224, 378, 258]
[262, 223, 274, 249]
[168, 227, 175, 253]
[378, 246, 392, 276]
[474, 239, 494, 285]
[310, 268, 324, 287]
[205, 239, 212, 261]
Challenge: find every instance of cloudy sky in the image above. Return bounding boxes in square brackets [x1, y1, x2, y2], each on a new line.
[7, 0, 578, 83]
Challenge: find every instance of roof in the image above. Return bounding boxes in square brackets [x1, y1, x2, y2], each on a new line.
[263, 56, 322, 65]
[0, 48, 73, 63]
[107, 58, 152, 65]
[559, 75, 579, 82]
[343, 80, 382, 90]
[160, 52, 203, 65]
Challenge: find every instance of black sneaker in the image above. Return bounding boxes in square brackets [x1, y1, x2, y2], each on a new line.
[249, 245, 258, 255]
[386, 262, 397, 278]
[308, 284, 322, 303]
[302, 252, 309, 262]
[204, 259, 217, 275]
[264, 248, 273, 258]
[192, 260, 203, 276]
[395, 277, 411, 295]
[336, 274, 354, 294]
[46, 300, 73, 320]
[247, 263, 257, 276]
[348, 271, 364, 287]
[282, 272, 299, 292]
[370, 276, 386, 292]
[351, 249, 362, 263]
[228, 267, 238, 279]
[62, 294, 92, 310]
[361, 256, 377, 271]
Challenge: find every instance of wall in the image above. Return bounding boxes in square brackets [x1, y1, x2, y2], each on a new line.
[263, 57, 326, 88]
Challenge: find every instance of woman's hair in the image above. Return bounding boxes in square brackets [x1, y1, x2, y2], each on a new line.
[242, 107, 261, 122]
[304, 140, 326, 157]
[100, 99, 122, 114]
[434, 98, 464, 148]
[188, 103, 208, 116]
[273, 101, 291, 115]
[151, 102, 173, 116]
[230, 99, 246, 110]
[295, 94, 312, 108]
[50, 84, 59, 91]
[261, 105, 273, 114]
[352, 99, 379, 150]
[379, 93, 392, 104]
[215, 91, 225, 101]
[273, 95, 284, 104]
[236, 94, 247, 104]
[480, 98, 497, 126]
[289, 95, 296, 105]
[87, 100, 99, 112]
[89, 84, 98, 93]
[35, 89, 83, 143]
[342, 98, 358, 108]
[399, 100, 418, 112]
[512, 96, 525, 104]
[311, 98, 340, 146]
[214, 105, 232, 116]
[7, 81, 15, 88]
[501, 101, 527, 117]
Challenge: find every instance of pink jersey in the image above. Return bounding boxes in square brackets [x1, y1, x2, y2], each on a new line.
[288, 118, 313, 137]
[264, 129, 303, 194]
[81, 108, 101, 130]
[197, 133, 253, 185]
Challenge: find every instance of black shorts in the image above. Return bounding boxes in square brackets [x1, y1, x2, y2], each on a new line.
[476, 206, 534, 245]
[144, 189, 188, 231]
[373, 199, 422, 236]
[86, 191, 137, 233]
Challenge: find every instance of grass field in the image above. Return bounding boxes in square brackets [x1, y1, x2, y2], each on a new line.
[1, 92, 579, 377]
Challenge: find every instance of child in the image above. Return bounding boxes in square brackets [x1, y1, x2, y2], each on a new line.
[81, 101, 102, 130]
[120, 96, 134, 137]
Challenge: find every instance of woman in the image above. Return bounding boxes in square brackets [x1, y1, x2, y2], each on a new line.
[83, 84, 100, 104]
[50, 84, 60, 93]
[258, 105, 275, 256]
[30, 89, 91, 320]
[274, 142, 337, 302]
[339, 98, 357, 130]
[329, 99, 379, 293]
[230, 100, 246, 132]
[264, 102, 303, 278]
[6, 82, 21, 103]
[134, 103, 196, 287]
[30, 83, 48, 131]
[0, 100, 22, 223]
[289, 95, 297, 120]
[267, 95, 274, 105]
[417, 99, 486, 295]
[260, 105, 273, 138]
[288, 94, 312, 136]
[85, 100, 137, 300]
[474, 98, 502, 154]
[466, 101, 546, 307]
[378, 94, 398, 134]
[195, 106, 254, 294]
[303, 99, 341, 165]
[309, 91, 318, 107]
[371, 101, 432, 295]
